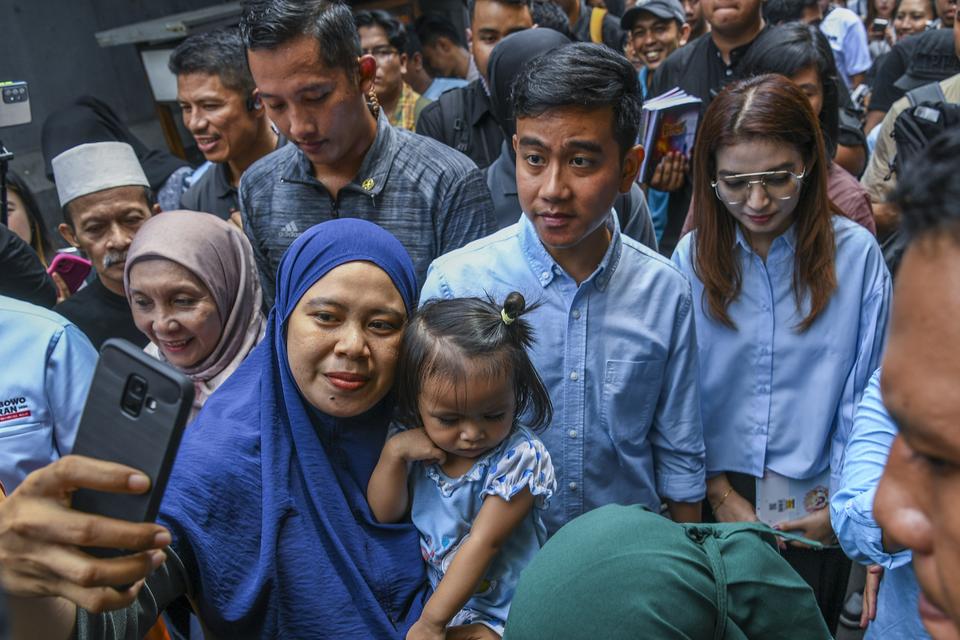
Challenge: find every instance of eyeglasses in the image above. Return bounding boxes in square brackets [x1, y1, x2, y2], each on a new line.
[711, 168, 806, 206]
[361, 46, 399, 61]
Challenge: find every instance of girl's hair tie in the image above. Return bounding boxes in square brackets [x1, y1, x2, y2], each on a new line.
[501, 308, 516, 325]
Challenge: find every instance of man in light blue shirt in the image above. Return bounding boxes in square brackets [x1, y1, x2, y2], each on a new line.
[0, 296, 97, 493]
[820, 2, 872, 88]
[420, 43, 705, 536]
[831, 370, 930, 639]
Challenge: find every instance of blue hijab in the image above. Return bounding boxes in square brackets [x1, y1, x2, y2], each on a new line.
[159, 219, 427, 638]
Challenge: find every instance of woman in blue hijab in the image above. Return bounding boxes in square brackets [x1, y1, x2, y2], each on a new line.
[0, 220, 500, 639]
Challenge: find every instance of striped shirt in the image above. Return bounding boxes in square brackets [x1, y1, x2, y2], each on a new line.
[239, 114, 497, 305]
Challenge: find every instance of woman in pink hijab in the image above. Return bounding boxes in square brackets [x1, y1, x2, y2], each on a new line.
[123, 210, 265, 418]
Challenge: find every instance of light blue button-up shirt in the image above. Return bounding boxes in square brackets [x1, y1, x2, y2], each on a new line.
[831, 370, 929, 640]
[421, 214, 706, 535]
[0, 296, 97, 492]
[671, 216, 890, 488]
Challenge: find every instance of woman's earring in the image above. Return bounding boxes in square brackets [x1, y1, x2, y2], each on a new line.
[367, 86, 381, 119]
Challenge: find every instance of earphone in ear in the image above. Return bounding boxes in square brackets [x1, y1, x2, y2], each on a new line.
[359, 55, 377, 79]
[246, 95, 262, 111]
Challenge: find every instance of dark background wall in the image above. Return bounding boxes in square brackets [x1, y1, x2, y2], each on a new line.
[0, 0, 226, 155]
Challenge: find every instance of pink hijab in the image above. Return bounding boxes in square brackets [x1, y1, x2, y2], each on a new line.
[124, 210, 265, 415]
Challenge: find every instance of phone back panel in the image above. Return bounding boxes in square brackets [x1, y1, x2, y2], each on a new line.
[71, 339, 194, 530]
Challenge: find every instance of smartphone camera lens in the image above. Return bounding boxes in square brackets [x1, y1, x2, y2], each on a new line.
[122, 375, 148, 417]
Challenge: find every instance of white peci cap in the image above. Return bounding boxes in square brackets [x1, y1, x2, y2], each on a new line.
[52, 141, 149, 207]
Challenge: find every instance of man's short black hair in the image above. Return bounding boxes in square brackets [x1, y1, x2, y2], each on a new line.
[353, 9, 407, 51]
[240, 0, 361, 75]
[168, 28, 256, 96]
[531, 0, 577, 40]
[415, 14, 466, 49]
[511, 42, 642, 156]
[467, 0, 533, 21]
[762, 0, 817, 24]
[892, 128, 960, 244]
[404, 24, 423, 55]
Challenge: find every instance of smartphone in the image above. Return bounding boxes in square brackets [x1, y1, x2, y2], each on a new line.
[70, 339, 194, 558]
[872, 18, 889, 32]
[47, 253, 92, 294]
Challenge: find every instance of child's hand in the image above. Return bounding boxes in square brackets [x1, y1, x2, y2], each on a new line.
[387, 429, 447, 465]
[406, 618, 446, 640]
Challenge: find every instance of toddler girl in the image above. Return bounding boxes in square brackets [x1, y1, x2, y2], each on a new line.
[368, 292, 555, 640]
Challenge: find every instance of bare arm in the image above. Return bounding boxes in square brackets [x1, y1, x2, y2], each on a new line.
[367, 430, 446, 524]
[409, 490, 536, 639]
[707, 473, 758, 523]
[665, 499, 701, 523]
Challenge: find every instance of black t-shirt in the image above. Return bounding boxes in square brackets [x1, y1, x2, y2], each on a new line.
[0, 224, 56, 308]
[54, 277, 148, 350]
[649, 26, 778, 256]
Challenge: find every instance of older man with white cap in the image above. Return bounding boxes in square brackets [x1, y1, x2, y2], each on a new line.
[52, 141, 158, 349]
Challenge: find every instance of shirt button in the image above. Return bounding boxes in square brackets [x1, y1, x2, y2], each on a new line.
[572, 309, 581, 319]
[568, 429, 577, 438]
[541, 271, 550, 279]
[569, 371, 579, 381]
[569, 482, 578, 491]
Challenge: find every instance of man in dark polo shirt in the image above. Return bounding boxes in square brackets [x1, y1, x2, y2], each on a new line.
[169, 28, 285, 224]
[416, 0, 534, 169]
[239, 0, 496, 306]
[649, 0, 777, 255]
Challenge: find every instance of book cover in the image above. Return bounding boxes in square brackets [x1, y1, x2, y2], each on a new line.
[638, 89, 702, 184]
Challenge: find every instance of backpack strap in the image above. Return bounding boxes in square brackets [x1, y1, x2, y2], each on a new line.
[439, 88, 471, 155]
[590, 7, 608, 44]
[906, 81, 947, 107]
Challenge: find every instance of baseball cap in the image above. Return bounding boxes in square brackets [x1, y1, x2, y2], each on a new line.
[894, 29, 960, 92]
[621, 0, 686, 31]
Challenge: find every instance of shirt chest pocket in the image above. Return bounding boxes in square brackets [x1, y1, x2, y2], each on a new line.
[600, 360, 665, 441]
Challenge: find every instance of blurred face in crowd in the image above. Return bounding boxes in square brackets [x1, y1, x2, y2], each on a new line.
[702, 0, 764, 36]
[128, 259, 222, 369]
[790, 65, 825, 117]
[936, 0, 956, 27]
[358, 24, 405, 107]
[684, 0, 707, 31]
[874, 0, 896, 18]
[876, 236, 960, 640]
[630, 15, 690, 71]
[59, 186, 157, 295]
[420, 37, 461, 78]
[713, 138, 806, 254]
[176, 72, 265, 170]
[894, 0, 935, 38]
[285, 261, 406, 418]
[247, 35, 374, 171]
[2, 189, 32, 245]
[470, 0, 535, 80]
[514, 106, 641, 257]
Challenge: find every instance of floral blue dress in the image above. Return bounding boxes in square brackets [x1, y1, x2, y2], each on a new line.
[409, 426, 556, 634]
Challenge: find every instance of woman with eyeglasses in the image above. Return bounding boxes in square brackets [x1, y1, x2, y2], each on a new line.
[672, 74, 891, 633]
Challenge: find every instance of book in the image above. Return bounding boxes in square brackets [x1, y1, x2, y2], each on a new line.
[755, 468, 830, 527]
[637, 88, 702, 185]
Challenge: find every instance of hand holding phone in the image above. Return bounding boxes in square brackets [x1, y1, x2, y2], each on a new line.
[70, 339, 194, 560]
[46, 252, 92, 294]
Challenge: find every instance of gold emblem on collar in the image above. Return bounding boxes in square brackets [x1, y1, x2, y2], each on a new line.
[362, 178, 375, 191]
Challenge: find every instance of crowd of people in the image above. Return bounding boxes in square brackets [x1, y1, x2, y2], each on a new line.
[0, 0, 959, 637]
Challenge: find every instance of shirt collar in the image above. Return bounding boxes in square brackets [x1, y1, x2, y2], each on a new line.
[734, 221, 798, 257]
[706, 24, 768, 70]
[213, 162, 236, 199]
[280, 111, 397, 197]
[519, 211, 623, 291]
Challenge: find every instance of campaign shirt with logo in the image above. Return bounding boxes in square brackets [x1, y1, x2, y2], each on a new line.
[0, 295, 97, 491]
